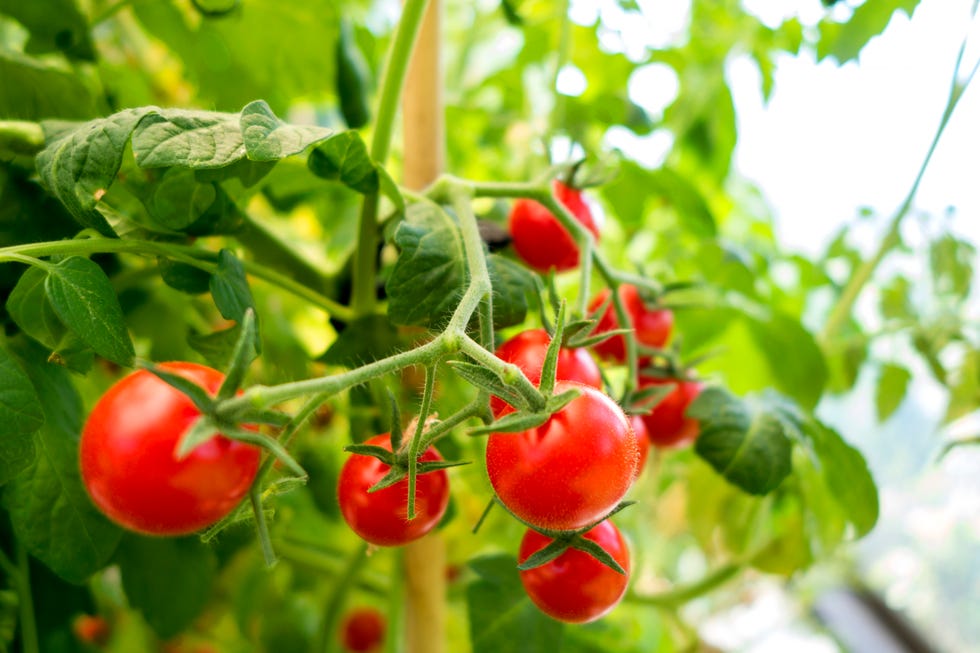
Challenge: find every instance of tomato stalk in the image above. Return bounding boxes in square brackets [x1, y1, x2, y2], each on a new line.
[405, 362, 438, 519]
[314, 542, 369, 653]
[819, 6, 980, 345]
[350, 0, 432, 316]
[3, 539, 40, 653]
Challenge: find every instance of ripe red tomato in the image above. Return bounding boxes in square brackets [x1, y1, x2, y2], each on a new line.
[340, 607, 386, 653]
[629, 415, 650, 476]
[80, 362, 261, 536]
[490, 328, 602, 416]
[72, 614, 110, 646]
[589, 284, 673, 362]
[337, 433, 449, 546]
[485, 382, 637, 531]
[509, 180, 600, 272]
[519, 519, 630, 623]
[639, 376, 703, 448]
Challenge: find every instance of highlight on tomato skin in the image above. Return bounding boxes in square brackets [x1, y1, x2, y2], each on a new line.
[508, 180, 600, 272]
[489, 328, 602, 417]
[639, 376, 704, 448]
[337, 433, 450, 547]
[72, 614, 111, 647]
[629, 414, 651, 477]
[485, 381, 638, 532]
[340, 606, 386, 653]
[518, 520, 631, 624]
[589, 284, 674, 363]
[79, 362, 261, 536]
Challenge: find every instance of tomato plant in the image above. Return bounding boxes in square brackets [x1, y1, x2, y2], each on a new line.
[80, 362, 261, 536]
[2, 0, 971, 651]
[589, 284, 673, 362]
[489, 328, 601, 416]
[508, 180, 600, 272]
[486, 382, 637, 531]
[337, 433, 450, 547]
[518, 520, 630, 624]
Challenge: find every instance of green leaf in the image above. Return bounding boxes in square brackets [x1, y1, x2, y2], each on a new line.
[217, 308, 258, 401]
[817, 0, 921, 63]
[802, 421, 878, 537]
[945, 349, 980, 423]
[36, 108, 153, 235]
[930, 234, 974, 299]
[0, 0, 95, 60]
[6, 266, 64, 350]
[320, 315, 401, 367]
[147, 167, 218, 231]
[875, 363, 911, 422]
[690, 388, 795, 495]
[0, 51, 99, 120]
[44, 257, 135, 367]
[209, 249, 257, 323]
[0, 342, 43, 484]
[131, 109, 244, 169]
[746, 312, 827, 410]
[115, 534, 217, 638]
[386, 202, 465, 327]
[307, 132, 379, 194]
[240, 100, 333, 161]
[487, 254, 535, 329]
[879, 276, 913, 320]
[467, 554, 564, 653]
[3, 343, 122, 583]
[158, 258, 212, 295]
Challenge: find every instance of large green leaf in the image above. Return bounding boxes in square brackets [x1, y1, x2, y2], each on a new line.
[386, 202, 466, 327]
[131, 109, 244, 169]
[0, 51, 99, 120]
[240, 100, 333, 161]
[746, 312, 827, 411]
[817, 0, 921, 63]
[0, 0, 95, 60]
[307, 131, 379, 194]
[44, 256, 135, 367]
[3, 342, 122, 583]
[690, 388, 796, 495]
[0, 341, 42, 484]
[875, 363, 911, 422]
[209, 249, 256, 324]
[115, 534, 218, 638]
[467, 554, 563, 653]
[486, 254, 536, 329]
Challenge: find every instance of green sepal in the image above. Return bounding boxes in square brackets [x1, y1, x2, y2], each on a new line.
[470, 411, 549, 436]
[344, 444, 398, 466]
[448, 360, 531, 413]
[142, 363, 215, 415]
[217, 308, 258, 401]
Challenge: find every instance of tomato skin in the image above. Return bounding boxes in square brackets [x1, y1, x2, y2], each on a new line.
[340, 607, 386, 652]
[73, 614, 110, 646]
[509, 180, 600, 272]
[629, 415, 650, 476]
[337, 434, 449, 547]
[486, 382, 637, 531]
[639, 377, 703, 448]
[490, 329, 602, 416]
[519, 520, 630, 623]
[590, 284, 674, 362]
[80, 362, 261, 536]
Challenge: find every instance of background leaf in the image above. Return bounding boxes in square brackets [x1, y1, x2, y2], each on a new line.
[0, 342, 42, 484]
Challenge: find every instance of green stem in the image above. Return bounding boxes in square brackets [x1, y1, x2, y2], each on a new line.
[250, 487, 278, 567]
[406, 363, 438, 520]
[626, 560, 742, 609]
[819, 16, 980, 345]
[351, 0, 432, 316]
[0, 237, 353, 320]
[315, 542, 369, 653]
[13, 541, 39, 653]
[459, 334, 545, 411]
[221, 337, 446, 413]
[274, 539, 387, 595]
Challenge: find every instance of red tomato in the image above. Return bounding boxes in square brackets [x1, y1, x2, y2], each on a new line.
[629, 415, 650, 476]
[509, 180, 600, 272]
[80, 363, 261, 536]
[590, 284, 673, 362]
[519, 520, 630, 623]
[490, 329, 602, 416]
[340, 607, 386, 653]
[639, 376, 703, 448]
[486, 382, 637, 531]
[337, 434, 449, 547]
[72, 614, 110, 646]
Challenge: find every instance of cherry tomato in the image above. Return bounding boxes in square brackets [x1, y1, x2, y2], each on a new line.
[639, 376, 703, 448]
[509, 180, 600, 272]
[340, 607, 386, 653]
[80, 362, 261, 536]
[490, 328, 602, 416]
[589, 284, 673, 362]
[629, 415, 650, 476]
[519, 519, 630, 623]
[337, 433, 449, 546]
[486, 382, 637, 531]
[72, 614, 110, 647]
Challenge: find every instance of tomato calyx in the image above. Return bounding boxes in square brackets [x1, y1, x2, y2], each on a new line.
[493, 497, 634, 575]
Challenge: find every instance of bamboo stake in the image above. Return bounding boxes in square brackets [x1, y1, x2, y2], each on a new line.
[401, 2, 447, 653]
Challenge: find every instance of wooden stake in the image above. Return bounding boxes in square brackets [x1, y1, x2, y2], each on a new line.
[401, 2, 446, 653]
